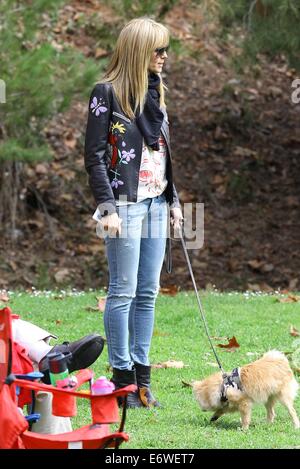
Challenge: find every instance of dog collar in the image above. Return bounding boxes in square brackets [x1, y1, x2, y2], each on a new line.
[220, 367, 242, 402]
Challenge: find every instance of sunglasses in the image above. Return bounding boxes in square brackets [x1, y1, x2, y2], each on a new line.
[154, 46, 169, 57]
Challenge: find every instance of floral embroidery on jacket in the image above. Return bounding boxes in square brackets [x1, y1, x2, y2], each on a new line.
[111, 122, 125, 134]
[90, 96, 108, 116]
[111, 171, 124, 188]
[121, 148, 136, 163]
[108, 120, 136, 189]
[109, 121, 125, 169]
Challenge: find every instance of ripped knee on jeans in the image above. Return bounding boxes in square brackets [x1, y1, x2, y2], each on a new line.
[136, 285, 160, 298]
[107, 292, 136, 302]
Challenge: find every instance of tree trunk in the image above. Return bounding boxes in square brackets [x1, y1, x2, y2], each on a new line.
[0, 160, 23, 242]
[255, 0, 271, 17]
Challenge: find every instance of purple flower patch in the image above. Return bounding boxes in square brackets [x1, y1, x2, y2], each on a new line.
[121, 148, 136, 162]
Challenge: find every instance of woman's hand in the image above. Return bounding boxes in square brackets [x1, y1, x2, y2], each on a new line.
[170, 207, 184, 233]
[99, 212, 122, 237]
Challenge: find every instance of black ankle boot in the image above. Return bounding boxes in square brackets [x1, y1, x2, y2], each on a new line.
[39, 334, 105, 384]
[111, 367, 143, 408]
[135, 363, 161, 408]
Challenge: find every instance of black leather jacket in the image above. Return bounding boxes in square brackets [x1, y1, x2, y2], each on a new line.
[84, 83, 180, 216]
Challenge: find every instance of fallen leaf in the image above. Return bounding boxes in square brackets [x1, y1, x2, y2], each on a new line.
[291, 366, 300, 375]
[268, 86, 282, 97]
[278, 295, 300, 303]
[64, 136, 77, 149]
[207, 362, 219, 368]
[247, 260, 274, 272]
[57, 169, 76, 181]
[24, 219, 45, 229]
[0, 292, 9, 302]
[76, 244, 90, 254]
[227, 259, 239, 272]
[35, 163, 48, 174]
[258, 283, 274, 292]
[247, 283, 261, 291]
[152, 329, 170, 337]
[97, 296, 106, 312]
[288, 278, 299, 290]
[61, 193, 73, 202]
[8, 260, 17, 272]
[217, 336, 240, 351]
[182, 380, 193, 387]
[94, 47, 108, 59]
[54, 269, 71, 283]
[177, 189, 196, 203]
[234, 146, 257, 158]
[55, 319, 62, 325]
[260, 263, 274, 273]
[212, 174, 225, 185]
[152, 360, 186, 369]
[159, 285, 179, 296]
[290, 325, 300, 337]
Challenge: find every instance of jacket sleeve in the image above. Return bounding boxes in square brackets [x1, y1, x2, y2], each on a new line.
[84, 83, 117, 217]
[162, 108, 181, 210]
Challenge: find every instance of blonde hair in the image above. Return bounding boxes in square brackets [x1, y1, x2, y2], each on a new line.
[101, 17, 169, 119]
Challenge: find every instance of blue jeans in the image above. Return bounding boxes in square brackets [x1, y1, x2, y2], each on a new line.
[103, 194, 168, 370]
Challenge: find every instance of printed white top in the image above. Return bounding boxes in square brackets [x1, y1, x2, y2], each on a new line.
[116, 133, 168, 206]
[92, 133, 168, 223]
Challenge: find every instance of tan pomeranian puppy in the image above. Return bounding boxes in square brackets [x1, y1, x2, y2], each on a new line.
[193, 351, 299, 430]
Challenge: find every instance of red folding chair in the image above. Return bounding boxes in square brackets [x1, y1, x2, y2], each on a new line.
[0, 306, 136, 449]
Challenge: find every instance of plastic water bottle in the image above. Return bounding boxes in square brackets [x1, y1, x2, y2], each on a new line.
[91, 376, 115, 395]
[48, 351, 71, 387]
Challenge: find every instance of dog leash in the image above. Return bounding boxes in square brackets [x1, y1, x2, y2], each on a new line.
[178, 223, 227, 377]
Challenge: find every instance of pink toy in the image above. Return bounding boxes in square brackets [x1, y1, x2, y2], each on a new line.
[91, 376, 115, 395]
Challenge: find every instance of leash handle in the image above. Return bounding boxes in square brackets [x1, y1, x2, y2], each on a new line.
[165, 236, 172, 274]
[178, 224, 225, 375]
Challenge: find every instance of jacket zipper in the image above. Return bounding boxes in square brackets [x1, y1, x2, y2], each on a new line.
[112, 111, 131, 123]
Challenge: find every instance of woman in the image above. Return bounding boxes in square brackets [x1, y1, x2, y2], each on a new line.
[84, 17, 183, 408]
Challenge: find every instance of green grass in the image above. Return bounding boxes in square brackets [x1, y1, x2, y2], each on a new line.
[8, 289, 300, 449]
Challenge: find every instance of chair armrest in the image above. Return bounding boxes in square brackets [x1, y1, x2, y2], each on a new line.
[15, 372, 44, 381]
